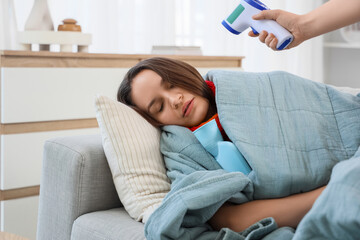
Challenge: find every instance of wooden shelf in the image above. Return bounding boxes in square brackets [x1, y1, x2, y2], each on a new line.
[0, 50, 244, 68]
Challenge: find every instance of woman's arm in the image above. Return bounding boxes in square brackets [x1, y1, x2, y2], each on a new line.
[249, 0, 360, 50]
[208, 186, 325, 232]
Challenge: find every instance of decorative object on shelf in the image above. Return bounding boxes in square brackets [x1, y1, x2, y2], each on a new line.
[18, 9, 91, 52]
[24, 0, 54, 51]
[17, 31, 92, 53]
[151, 45, 203, 55]
[25, 0, 54, 31]
[58, 19, 82, 32]
[0, 0, 18, 50]
[340, 22, 360, 43]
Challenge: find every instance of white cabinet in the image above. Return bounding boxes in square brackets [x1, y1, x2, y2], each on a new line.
[1, 67, 128, 123]
[0, 50, 243, 239]
[1, 128, 100, 190]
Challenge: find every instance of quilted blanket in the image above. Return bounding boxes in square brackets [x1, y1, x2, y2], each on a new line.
[145, 70, 360, 239]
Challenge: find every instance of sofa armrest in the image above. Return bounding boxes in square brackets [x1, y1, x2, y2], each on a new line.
[37, 134, 122, 240]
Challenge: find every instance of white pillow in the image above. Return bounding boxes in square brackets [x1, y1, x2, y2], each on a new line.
[94, 95, 170, 223]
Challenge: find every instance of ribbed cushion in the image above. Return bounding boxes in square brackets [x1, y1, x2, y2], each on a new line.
[94, 95, 170, 223]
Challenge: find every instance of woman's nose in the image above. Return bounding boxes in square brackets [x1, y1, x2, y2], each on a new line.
[170, 93, 183, 109]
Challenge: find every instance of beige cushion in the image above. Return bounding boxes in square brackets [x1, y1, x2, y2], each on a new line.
[94, 95, 170, 223]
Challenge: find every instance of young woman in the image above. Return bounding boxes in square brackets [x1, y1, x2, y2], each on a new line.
[117, 57, 325, 232]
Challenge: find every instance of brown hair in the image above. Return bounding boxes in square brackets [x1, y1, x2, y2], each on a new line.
[117, 57, 216, 126]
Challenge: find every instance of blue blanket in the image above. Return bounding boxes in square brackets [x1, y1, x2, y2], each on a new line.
[145, 70, 360, 239]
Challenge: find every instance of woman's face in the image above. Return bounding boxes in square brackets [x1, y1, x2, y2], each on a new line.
[130, 69, 209, 127]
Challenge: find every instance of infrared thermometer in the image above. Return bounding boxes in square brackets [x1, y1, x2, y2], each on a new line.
[222, 0, 293, 50]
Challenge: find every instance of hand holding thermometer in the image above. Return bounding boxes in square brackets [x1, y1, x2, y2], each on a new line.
[222, 0, 293, 50]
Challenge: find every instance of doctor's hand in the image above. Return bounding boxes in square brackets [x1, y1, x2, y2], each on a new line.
[248, 9, 306, 51]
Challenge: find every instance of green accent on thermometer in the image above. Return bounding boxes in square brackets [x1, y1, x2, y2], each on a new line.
[227, 4, 245, 24]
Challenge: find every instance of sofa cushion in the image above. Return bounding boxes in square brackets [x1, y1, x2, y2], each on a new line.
[94, 95, 170, 223]
[71, 208, 145, 240]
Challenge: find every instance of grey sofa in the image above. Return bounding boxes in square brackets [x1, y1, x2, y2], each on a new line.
[36, 134, 146, 240]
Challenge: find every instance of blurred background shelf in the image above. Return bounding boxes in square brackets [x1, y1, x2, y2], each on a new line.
[322, 27, 360, 88]
[324, 42, 360, 49]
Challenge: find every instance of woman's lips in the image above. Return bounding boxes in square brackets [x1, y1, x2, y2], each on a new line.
[183, 98, 194, 117]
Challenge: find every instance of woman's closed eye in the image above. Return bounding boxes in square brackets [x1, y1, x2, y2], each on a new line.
[158, 102, 164, 112]
[148, 99, 164, 115]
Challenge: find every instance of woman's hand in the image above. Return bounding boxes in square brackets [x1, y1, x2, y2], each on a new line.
[209, 186, 326, 232]
[248, 10, 306, 51]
